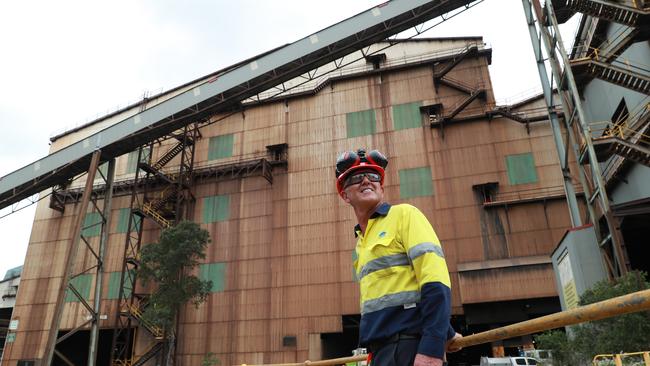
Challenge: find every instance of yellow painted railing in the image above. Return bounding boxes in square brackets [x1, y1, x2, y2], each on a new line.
[121, 302, 164, 339]
[141, 202, 171, 228]
[593, 351, 650, 366]
[112, 341, 162, 366]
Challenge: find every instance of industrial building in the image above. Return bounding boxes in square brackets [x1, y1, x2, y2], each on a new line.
[0, 0, 648, 365]
[0, 266, 21, 360]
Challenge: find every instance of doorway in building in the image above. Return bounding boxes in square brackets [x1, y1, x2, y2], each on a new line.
[321, 314, 360, 359]
[622, 213, 650, 274]
[53, 328, 128, 366]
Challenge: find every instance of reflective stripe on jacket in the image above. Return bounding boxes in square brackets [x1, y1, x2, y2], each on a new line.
[353, 203, 453, 358]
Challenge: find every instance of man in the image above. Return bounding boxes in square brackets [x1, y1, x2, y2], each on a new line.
[336, 148, 461, 366]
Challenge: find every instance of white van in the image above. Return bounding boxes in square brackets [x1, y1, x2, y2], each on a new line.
[479, 356, 539, 366]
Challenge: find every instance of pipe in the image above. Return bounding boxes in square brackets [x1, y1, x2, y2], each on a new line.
[237, 289, 650, 366]
[451, 288, 650, 349]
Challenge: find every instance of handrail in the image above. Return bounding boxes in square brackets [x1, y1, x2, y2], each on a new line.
[236, 289, 650, 366]
[140, 203, 171, 228]
[593, 351, 650, 366]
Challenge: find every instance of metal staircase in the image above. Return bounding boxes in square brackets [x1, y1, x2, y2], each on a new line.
[429, 44, 487, 131]
[140, 138, 192, 175]
[120, 300, 164, 339]
[571, 57, 650, 94]
[523, 0, 631, 278]
[113, 341, 164, 366]
[443, 88, 486, 121]
[433, 44, 479, 80]
[594, 27, 643, 63]
[437, 75, 477, 94]
[552, 0, 650, 26]
[111, 124, 199, 366]
[591, 103, 650, 168]
[597, 137, 650, 166]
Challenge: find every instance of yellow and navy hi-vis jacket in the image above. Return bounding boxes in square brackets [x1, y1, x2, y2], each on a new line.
[353, 202, 455, 358]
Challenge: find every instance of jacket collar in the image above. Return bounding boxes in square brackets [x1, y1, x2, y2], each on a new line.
[354, 202, 391, 237]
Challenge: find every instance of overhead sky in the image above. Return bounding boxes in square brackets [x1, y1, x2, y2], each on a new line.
[0, 0, 579, 276]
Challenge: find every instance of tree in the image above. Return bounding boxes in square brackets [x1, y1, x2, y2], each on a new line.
[138, 221, 213, 330]
[534, 330, 579, 366]
[535, 271, 650, 365]
[201, 352, 220, 366]
[572, 271, 650, 358]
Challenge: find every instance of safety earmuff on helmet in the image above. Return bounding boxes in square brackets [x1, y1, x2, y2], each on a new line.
[335, 148, 388, 195]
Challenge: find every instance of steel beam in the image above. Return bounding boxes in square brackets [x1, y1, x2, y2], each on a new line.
[522, 0, 583, 227]
[43, 150, 102, 365]
[88, 158, 115, 366]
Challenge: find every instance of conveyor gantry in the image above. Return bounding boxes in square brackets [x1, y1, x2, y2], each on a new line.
[0, 0, 480, 210]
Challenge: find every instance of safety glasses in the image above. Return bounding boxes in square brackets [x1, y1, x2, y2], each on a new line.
[344, 172, 381, 188]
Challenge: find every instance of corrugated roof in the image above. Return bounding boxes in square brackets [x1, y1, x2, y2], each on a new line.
[3, 265, 23, 281]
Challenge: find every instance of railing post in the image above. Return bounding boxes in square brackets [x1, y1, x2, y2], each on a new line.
[615, 354, 623, 366]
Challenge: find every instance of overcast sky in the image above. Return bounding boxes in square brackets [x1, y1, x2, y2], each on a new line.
[0, 0, 579, 277]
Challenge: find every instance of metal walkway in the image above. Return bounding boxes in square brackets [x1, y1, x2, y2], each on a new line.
[0, 0, 479, 210]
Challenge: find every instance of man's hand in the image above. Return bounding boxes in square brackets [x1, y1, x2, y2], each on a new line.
[446, 332, 463, 353]
[413, 353, 444, 366]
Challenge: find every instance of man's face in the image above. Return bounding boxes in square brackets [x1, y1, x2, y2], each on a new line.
[341, 169, 384, 208]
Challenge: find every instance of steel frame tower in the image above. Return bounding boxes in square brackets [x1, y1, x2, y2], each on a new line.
[520, 0, 637, 278]
[43, 153, 117, 365]
[110, 123, 200, 366]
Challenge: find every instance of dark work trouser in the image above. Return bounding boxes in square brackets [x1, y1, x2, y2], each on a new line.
[371, 338, 448, 366]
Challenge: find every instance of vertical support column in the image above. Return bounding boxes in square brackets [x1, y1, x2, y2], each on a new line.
[521, 0, 582, 227]
[44, 149, 102, 365]
[111, 146, 149, 366]
[88, 158, 116, 366]
[543, 0, 628, 276]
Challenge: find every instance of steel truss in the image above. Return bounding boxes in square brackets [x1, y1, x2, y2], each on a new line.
[43, 151, 116, 365]
[522, 0, 631, 278]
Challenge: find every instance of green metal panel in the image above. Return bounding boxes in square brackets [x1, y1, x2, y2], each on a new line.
[399, 167, 434, 199]
[126, 147, 151, 174]
[107, 271, 133, 299]
[506, 153, 538, 185]
[202, 195, 231, 223]
[116, 208, 140, 233]
[208, 134, 234, 160]
[392, 102, 422, 130]
[200, 262, 226, 293]
[346, 109, 376, 138]
[65, 274, 92, 302]
[82, 212, 102, 237]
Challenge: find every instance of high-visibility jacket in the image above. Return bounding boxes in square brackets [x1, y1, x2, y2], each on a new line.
[353, 202, 454, 358]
